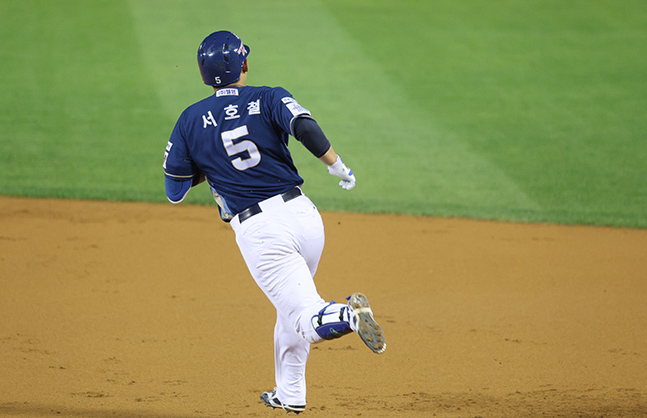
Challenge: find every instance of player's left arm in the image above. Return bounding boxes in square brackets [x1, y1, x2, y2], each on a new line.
[163, 113, 205, 204]
[165, 170, 204, 204]
[165, 177, 192, 204]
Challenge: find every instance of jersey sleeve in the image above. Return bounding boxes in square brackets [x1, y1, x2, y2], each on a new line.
[267, 87, 312, 137]
[163, 111, 198, 180]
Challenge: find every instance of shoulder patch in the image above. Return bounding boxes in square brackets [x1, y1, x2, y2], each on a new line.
[281, 97, 310, 117]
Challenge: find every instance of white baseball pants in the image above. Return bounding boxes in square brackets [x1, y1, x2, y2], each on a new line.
[230, 189, 331, 406]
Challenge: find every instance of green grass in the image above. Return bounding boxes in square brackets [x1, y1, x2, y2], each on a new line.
[0, 0, 167, 201]
[1, 0, 646, 227]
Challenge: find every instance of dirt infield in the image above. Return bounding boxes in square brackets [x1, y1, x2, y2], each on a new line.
[1, 196, 646, 418]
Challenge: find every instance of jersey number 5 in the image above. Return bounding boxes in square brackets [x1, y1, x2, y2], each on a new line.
[221, 125, 261, 171]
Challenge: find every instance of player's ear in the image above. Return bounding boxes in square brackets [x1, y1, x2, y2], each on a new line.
[242, 59, 249, 73]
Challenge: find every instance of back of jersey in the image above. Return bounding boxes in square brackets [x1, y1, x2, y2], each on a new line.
[165, 85, 312, 215]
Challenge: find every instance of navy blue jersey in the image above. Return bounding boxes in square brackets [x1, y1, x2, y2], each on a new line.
[163, 86, 311, 215]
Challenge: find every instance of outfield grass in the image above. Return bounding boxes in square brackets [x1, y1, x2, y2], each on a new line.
[1, 1, 645, 227]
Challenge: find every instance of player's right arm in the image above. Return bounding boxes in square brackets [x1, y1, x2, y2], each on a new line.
[293, 116, 356, 190]
[270, 87, 356, 190]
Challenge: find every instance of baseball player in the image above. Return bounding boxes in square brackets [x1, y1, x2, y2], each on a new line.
[163, 31, 385, 414]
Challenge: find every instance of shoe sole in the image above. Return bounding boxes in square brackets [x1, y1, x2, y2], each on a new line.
[281, 405, 305, 414]
[261, 392, 305, 414]
[349, 293, 386, 354]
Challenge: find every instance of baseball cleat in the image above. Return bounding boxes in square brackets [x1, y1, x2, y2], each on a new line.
[347, 293, 386, 354]
[260, 390, 306, 415]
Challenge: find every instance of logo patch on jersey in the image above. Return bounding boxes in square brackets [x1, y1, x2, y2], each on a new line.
[216, 88, 239, 97]
[281, 97, 310, 117]
[163, 141, 173, 169]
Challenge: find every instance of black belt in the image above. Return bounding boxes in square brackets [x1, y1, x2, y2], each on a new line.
[237, 187, 302, 223]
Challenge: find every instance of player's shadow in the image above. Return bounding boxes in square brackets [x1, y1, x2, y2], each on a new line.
[0, 403, 219, 418]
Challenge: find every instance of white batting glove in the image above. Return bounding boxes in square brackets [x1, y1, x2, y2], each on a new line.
[211, 187, 234, 221]
[327, 156, 356, 190]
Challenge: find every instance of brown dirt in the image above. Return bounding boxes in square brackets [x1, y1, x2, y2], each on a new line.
[1, 196, 646, 418]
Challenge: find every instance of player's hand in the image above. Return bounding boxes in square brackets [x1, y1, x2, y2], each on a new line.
[327, 156, 356, 190]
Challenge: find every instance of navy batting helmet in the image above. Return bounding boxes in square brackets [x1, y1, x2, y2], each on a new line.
[197, 31, 250, 87]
